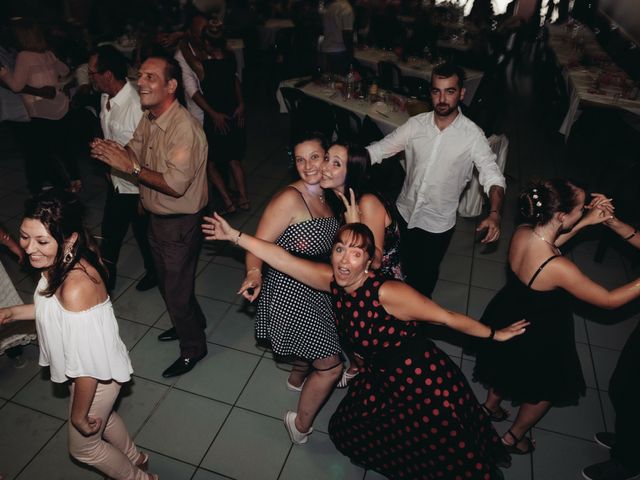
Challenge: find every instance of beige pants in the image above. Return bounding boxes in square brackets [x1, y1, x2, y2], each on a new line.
[68, 380, 147, 480]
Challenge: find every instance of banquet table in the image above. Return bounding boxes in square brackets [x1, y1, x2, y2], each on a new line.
[354, 47, 483, 106]
[276, 77, 409, 134]
[547, 24, 640, 139]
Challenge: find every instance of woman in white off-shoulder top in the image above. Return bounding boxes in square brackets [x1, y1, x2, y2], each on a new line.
[0, 190, 157, 480]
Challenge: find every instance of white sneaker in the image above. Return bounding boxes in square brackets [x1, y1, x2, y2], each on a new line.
[284, 411, 313, 444]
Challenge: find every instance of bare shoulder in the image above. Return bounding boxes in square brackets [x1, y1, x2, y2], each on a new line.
[359, 193, 384, 211]
[267, 185, 308, 214]
[378, 279, 412, 303]
[58, 265, 107, 312]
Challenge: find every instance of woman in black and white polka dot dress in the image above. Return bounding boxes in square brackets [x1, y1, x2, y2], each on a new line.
[238, 132, 343, 441]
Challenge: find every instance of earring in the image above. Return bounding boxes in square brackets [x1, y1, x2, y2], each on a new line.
[63, 248, 74, 264]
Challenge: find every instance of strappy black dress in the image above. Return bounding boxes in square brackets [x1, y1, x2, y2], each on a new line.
[255, 187, 341, 361]
[328, 272, 509, 479]
[473, 255, 586, 406]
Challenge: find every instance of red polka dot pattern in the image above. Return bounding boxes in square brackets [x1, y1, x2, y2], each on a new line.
[328, 273, 507, 479]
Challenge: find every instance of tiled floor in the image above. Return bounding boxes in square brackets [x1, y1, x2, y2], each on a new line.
[1, 83, 639, 480]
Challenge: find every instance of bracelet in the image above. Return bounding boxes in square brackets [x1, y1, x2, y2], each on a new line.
[624, 229, 637, 241]
[487, 327, 496, 340]
[234, 231, 243, 245]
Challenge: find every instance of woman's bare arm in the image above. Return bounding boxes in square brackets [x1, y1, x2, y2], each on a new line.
[379, 281, 528, 341]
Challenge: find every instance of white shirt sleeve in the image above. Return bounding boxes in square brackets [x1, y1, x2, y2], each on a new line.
[471, 131, 506, 195]
[366, 118, 414, 165]
[340, 4, 355, 31]
[174, 49, 201, 100]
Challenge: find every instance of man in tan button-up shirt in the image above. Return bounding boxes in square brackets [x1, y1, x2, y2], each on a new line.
[91, 54, 209, 378]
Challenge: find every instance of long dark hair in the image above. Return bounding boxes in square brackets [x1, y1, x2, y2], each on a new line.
[324, 142, 398, 224]
[24, 190, 107, 297]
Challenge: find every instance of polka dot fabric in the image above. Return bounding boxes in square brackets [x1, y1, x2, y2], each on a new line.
[328, 273, 508, 479]
[256, 217, 342, 361]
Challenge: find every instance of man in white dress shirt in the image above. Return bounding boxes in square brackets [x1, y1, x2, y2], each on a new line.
[367, 63, 505, 297]
[89, 45, 156, 292]
[320, 0, 354, 74]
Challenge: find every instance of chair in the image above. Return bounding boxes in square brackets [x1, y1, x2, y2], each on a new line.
[298, 96, 336, 140]
[457, 134, 509, 218]
[360, 115, 385, 145]
[280, 87, 308, 140]
[403, 77, 431, 101]
[377, 61, 405, 94]
[332, 105, 362, 142]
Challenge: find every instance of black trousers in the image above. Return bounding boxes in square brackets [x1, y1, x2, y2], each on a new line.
[148, 212, 207, 358]
[609, 322, 640, 471]
[400, 218, 455, 298]
[100, 186, 155, 290]
[14, 115, 79, 193]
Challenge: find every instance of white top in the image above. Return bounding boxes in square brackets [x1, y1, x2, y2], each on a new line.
[100, 81, 144, 194]
[34, 275, 133, 384]
[174, 46, 205, 125]
[367, 110, 506, 233]
[321, 0, 354, 53]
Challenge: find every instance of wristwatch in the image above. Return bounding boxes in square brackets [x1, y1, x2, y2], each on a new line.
[131, 158, 141, 177]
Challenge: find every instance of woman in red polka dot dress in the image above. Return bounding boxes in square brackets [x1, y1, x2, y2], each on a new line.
[202, 218, 528, 479]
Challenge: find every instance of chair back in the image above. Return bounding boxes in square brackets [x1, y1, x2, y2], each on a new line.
[377, 61, 404, 93]
[333, 105, 362, 142]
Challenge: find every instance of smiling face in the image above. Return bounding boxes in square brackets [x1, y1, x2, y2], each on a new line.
[331, 230, 372, 291]
[19, 218, 59, 270]
[320, 144, 348, 193]
[431, 75, 465, 118]
[137, 57, 176, 116]
[294, 140, 326, 186]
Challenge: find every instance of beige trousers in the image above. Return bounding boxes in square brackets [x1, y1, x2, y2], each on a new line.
[68, 380, 147, 480]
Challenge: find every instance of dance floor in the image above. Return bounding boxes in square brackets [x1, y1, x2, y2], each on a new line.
[0, 75, 638, 479]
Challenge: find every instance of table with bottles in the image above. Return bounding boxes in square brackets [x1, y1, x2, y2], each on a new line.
[353, 47, 484, 106]
[548, 22, 640, 138]
[276, 76, 420, 134]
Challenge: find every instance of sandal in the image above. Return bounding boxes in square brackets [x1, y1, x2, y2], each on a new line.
[136, 452, 149, 471]
[219, 202, 237, 216]
[237, 200, 251, 211]
[481, 403, 509, 422]
[337, 368, 359, 388]
[286, 377, 306, 392]
[502, 428, 535, 454]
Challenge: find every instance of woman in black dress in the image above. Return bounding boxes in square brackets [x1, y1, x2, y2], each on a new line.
[195, 21, 250, 213]
[473, 179, 640, 455]
[203, 216, 529, 479]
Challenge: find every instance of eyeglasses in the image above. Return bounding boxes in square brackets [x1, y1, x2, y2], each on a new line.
[88, 69, 103, 76]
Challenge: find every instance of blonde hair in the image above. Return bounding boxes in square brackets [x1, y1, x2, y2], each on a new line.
[13, 19, 48, 53]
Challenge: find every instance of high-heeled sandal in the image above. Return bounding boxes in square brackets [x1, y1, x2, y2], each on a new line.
[136, 452, 149, 471]
[481, 403, 509, 422]
[502, 428, 535, 454]
[337, 368, 359, 388]
[237, 200, 251, 211]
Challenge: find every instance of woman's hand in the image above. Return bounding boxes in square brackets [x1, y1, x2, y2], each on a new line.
[493, 319, 530, 342]
[238, 268, 262, 302]
[583, 193, 614, 226]
[337, 188, 360, 224]
[202, 212, 239, 241]
[0, 308, 14, 326]
[71, 414, 102, 436]
[233, 103, 245, 128]
[210, 111, 230, 134]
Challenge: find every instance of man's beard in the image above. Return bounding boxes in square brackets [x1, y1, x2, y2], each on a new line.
[434, 102, 457, 117]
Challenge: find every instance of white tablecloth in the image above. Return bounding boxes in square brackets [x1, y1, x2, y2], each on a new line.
[354, 47, 484, 106]
[276, 78, 409, 135]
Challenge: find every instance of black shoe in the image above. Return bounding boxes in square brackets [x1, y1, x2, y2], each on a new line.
[594, 432, 616, 450]
[582, 459, 640, 480]
[162, 352, 207, 378]
[157, 327, 178, 342]
[136, 272, 158, 291]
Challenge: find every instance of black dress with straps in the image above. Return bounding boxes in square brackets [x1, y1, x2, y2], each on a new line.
[473, 256, 586, 406]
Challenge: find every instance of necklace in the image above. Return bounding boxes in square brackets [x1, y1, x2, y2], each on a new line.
[303, 185, 325, 204]
[532, 229, 561, 255]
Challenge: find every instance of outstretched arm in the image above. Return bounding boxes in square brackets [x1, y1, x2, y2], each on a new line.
[203, 213, 333, 293]
[378, 281, 528, 341]
[605, 216, 640, 250]
[0, 304, 36, 324]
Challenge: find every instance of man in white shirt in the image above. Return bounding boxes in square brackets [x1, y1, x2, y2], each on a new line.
[320, 0, 354, 74]
[89, 46, 156, 292]
[367, 63, 505, 297]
